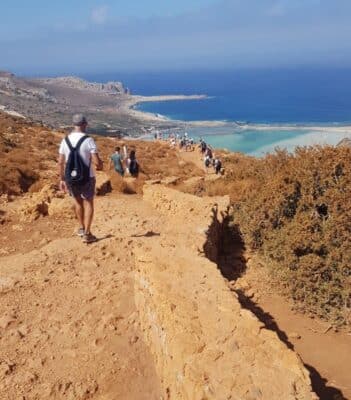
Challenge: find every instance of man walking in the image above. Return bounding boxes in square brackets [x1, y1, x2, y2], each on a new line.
[58, 114, 103, 243]
[108, 146, 124, 176]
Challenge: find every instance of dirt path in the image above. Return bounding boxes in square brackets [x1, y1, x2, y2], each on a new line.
[1, 147, 350, 398]
[0, 194, 165, 400]
[179, 148, 220, 181]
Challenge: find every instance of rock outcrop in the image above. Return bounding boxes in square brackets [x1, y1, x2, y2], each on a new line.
[36, 76, 128, 95]
[134, 184, 316, 400]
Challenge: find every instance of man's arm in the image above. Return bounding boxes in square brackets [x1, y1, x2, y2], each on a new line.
[58, 154, 67, 192]
[92, 153, 103, 171]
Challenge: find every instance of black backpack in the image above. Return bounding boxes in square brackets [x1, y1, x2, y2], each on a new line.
[129, 159, 139, 176]
[64, 135, 91, 186]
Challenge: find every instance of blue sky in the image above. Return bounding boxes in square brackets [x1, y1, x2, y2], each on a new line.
[1, 0, 351, 74]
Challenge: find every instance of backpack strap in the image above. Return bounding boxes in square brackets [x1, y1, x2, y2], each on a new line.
[75, 135, 92, 167]
[64, 136, 74, 152]
[74, 135, 89, 151]
[65, 135, 89, 151]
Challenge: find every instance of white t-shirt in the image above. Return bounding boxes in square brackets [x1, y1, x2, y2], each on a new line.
[59, 131, 98, 178]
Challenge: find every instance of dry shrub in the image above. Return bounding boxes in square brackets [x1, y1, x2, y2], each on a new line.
[222, 146, 351, 326]
[183, 146, 351, 325]
[0, 112, 61, 195]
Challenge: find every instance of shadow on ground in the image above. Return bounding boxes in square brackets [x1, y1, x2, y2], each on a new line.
[208, 217, 347, 400]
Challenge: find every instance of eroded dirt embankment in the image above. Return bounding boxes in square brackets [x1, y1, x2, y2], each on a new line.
[134, 184, 317, 400]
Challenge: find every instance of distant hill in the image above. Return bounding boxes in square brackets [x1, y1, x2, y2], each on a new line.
[0, 71, 176, 135]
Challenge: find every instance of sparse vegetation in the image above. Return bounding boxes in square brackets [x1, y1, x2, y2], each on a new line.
[198, 147, 351, 326]
[1, 110, 349, 326]
[0, 112, 203, 196]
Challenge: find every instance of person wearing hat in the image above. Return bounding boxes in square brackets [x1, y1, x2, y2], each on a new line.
[58, 114, 103, 243]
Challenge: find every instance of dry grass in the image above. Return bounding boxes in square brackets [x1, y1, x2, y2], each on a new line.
[0, 112, 203, 197]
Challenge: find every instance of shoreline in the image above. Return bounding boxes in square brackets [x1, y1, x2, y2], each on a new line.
[122, 95, 351, 134]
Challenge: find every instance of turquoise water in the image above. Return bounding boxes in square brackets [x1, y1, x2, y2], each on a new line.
[185, 127, 351, 156]
[85, 69, 351, 154]
[186, 128, 308, 155]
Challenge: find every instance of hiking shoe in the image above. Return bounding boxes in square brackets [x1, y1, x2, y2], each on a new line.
[82, 233, 98, 244]
[77, 228, 85, 237]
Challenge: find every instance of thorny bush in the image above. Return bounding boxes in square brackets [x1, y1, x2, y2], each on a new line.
[222, 146, 351, 326]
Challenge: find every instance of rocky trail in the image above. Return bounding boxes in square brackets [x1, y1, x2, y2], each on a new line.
[0, 142, 350, 399]
[1, 179, 317, 400]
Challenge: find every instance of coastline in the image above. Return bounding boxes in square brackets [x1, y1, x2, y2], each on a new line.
[122, 95, 351, 134]
[119, 95, 351, 134]
[120, 94, 210, 124]
[1, 70, 350, 139]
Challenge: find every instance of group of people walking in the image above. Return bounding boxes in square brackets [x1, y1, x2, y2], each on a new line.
[58, 115, 223, 244]
[108, 146, 139, 178]
[199, 138, 222, 175]
[168, 132, 195, 152]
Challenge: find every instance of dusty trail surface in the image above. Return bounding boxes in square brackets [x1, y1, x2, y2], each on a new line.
[0, 123, 349, 399]
[0, 194, 164, 399]
[0, 186, 317, 400]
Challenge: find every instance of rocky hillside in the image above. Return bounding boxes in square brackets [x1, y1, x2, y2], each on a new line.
[0, 71, 178, 135]
[35, 76, 128, 95]
[0, 111, 322, 399]
[0, 111, 201, 198]
[3, 111, 351, 398]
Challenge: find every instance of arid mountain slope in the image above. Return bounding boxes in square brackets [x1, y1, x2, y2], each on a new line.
[0, 112, 319, 399]
[0, 72, 178, 134]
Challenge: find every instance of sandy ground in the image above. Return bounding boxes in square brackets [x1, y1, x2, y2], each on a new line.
[0, 194, 165, 400]
[1, 133, 350, 399]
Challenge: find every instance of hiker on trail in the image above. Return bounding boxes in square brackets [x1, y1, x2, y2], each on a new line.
[214, 158, 222, 175]
[108, 146, 124, 176]
[58, 114, 103, 244]
[200, 140, 207, 155]
[205, 146, 213, 160]
[126, 150, 139, 177]
[204, 155, 211, 172]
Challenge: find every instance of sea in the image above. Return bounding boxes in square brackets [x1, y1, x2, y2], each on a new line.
[84, 69, 351, 156]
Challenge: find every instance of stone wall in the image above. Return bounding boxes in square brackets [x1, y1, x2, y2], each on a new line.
[134, 184, 317, 400]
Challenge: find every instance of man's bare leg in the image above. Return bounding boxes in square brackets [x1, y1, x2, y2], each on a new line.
[83, 198, 94, 234]
[72, 195, 85, 230]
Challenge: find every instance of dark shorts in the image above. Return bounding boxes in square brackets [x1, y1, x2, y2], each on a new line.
[68, 177, 96, 200]
[115, 168, 124, 177]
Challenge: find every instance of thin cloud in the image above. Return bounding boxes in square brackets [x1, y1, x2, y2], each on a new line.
[1, 0, 351, 73]
[91, 5, 108, 25]
[267, 2, 286, 17]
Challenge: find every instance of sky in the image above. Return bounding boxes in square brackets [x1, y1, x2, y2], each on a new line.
[1, 0, 351, 75]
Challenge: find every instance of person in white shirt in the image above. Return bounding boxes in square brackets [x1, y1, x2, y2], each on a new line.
[58, 114, 103, 243]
